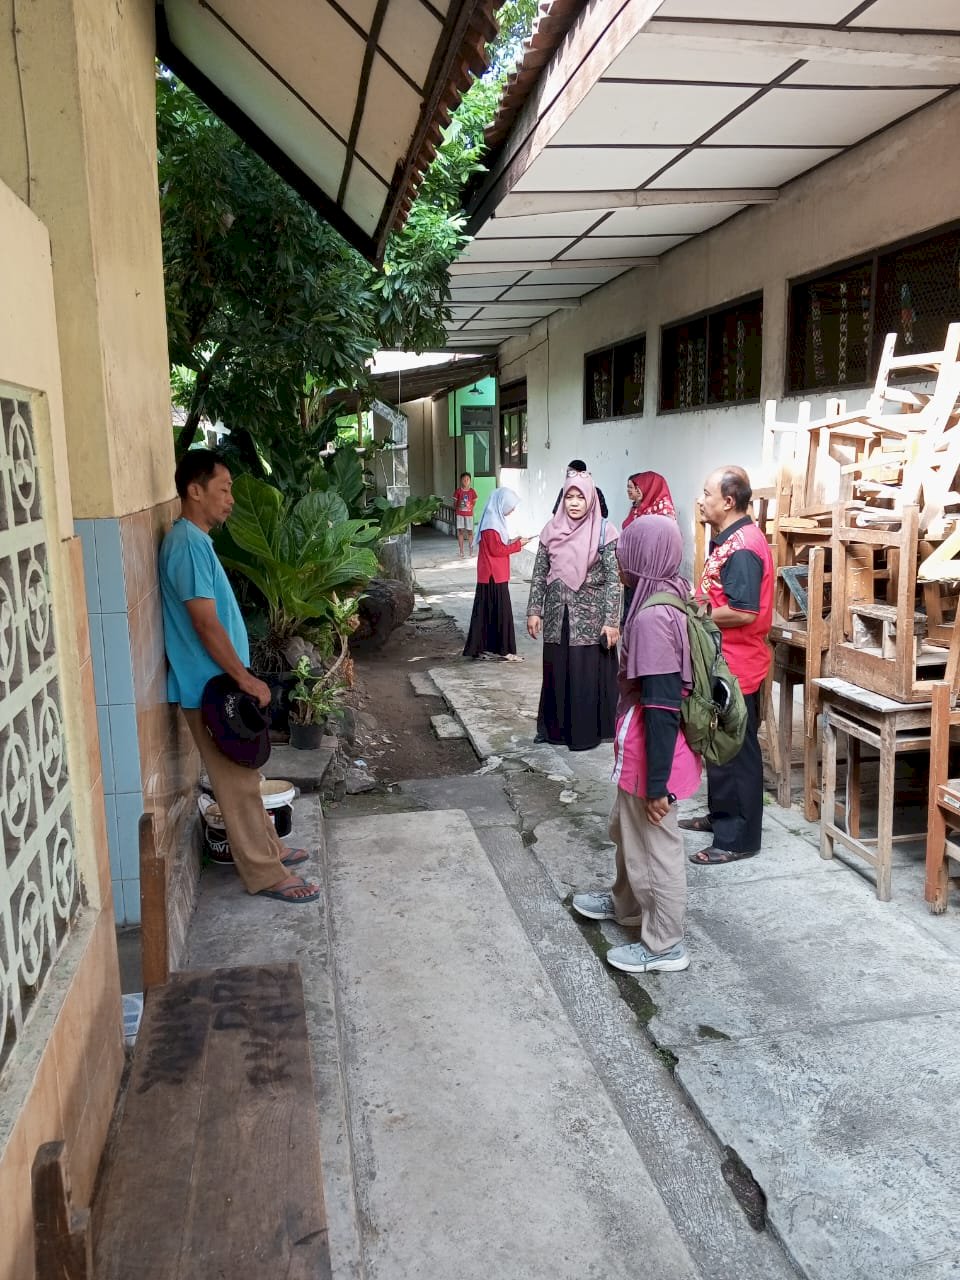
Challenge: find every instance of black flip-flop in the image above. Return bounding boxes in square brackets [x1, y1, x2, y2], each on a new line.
[688, 847, 759, 866]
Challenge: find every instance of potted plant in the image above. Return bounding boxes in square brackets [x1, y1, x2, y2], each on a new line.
[288, 656, 341, 750]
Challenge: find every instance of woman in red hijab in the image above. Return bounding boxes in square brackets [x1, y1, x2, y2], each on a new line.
[623, 471, 677, 528]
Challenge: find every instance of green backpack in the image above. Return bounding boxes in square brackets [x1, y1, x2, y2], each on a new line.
[639, 593, 748, 767]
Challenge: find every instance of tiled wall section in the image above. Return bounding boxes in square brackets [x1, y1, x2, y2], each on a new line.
[75, 501, 198, 926]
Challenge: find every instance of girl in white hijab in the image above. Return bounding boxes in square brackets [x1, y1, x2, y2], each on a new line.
[463, 488, 532, 661]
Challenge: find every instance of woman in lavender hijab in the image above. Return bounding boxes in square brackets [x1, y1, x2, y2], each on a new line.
[571, 515, 702, 974]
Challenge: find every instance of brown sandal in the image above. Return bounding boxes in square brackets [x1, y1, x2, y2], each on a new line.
[678, 815, 713, 833]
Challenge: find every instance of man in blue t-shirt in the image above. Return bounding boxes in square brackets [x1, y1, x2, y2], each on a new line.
[159, 450, 319, 903]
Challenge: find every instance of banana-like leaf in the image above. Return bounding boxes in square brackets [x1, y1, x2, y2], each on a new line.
[226, 474, 283, 562]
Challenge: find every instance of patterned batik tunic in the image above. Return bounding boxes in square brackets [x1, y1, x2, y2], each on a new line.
[527, 543, 622, 646]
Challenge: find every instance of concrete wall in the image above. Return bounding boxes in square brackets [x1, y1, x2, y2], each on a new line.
[0, 0, 199, 929]
[0, 178, 124, 1280]
[496, 90, 960, 576]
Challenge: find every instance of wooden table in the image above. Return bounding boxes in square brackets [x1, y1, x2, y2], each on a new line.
[814, 677, 933, 901]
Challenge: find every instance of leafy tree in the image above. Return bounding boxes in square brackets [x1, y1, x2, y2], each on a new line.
[158, 0, 538, 454]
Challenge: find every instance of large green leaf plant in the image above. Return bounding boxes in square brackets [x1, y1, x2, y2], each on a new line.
[216, 474, 378, 659]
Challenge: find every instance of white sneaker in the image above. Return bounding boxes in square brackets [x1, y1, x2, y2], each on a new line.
[606, 942, 689, 973]
[571, 891, 617, 921]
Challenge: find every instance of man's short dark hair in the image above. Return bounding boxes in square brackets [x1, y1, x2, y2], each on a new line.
[719, 466, 752, 513]
[175, 449, 226, 499]
[567, 459, 587, 472]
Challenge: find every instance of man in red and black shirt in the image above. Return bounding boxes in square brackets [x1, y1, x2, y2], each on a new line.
[683, 466, 773, 865]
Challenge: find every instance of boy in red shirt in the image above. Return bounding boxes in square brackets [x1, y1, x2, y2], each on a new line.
[453, 472, 479, 558]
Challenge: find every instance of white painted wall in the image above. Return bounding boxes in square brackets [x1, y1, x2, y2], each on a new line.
[492, 90, 960, 577]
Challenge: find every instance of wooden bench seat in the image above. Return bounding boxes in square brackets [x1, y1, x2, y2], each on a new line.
[92, 963, 330, 1280]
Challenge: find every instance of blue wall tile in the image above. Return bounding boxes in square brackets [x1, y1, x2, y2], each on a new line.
[111, 877, 125, 925]
[108, 703, 142, 794]
[75, 520, 101, 614]
[115, 790, 144, 881]
[104, 792, 120, 882]
[96, 703, 114, 793]
[102, 612, 136, 705]
[121, 879, 141, 926]
[94, 518, 128, 613]
[89, 612, 108, 706]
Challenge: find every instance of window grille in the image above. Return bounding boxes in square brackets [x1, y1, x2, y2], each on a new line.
[660, 296, 762, 412]
[499, 380, 528, 468]
[873, 228, 960, 368]
[787, 222, 960, 393]
[583, 334, 646, 422]
[0, 395, 79, 1075]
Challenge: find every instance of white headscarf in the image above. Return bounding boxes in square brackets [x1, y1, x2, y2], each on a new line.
[477, 487, 520, 543]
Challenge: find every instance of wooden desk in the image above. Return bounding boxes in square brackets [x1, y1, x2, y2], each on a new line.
[814, 677, 932, 901]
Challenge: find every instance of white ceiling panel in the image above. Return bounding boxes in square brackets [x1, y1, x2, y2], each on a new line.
[468, 318, 534, 329]
[600, 201, 745, 236]
[447, 270, 527, 287]
[505, 282, 606, 299]
[850, 0, 960, 28]
[379, 0, 441, 87]
[355, 59, 423, 177]
[784, 62, 959, 88]
[450, 286, 518, 301]
[342, 163, 389, 236]
[480, 210, 600, 238]
[519, 267, 629, 287]
[654, 0, 852, 19]
[550, 83, 758, 147]
[603, 38, 794, 85]
[710, 87, 943, 147]
[649, 145, 842, 188]
[559, 235, 687, 259]
[514, 147, 684, 191]
[477, 307, 555, 320]
[219, 0, 366, 139]
[460, 237, 576, 262]
[335, 0, 379, 27]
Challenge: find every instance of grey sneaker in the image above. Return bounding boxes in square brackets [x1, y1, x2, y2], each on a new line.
[571, 891, 617, 921]
[606, 941, 689, 973]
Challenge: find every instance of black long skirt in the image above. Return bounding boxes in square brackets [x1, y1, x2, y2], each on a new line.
[463, 579, 517, 658]
[537, 608, 618, 751]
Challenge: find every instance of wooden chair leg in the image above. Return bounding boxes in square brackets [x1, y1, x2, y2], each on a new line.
[876, 721, 896, 901]
[820, 710, 838, 862]
[927, 682, 952, 914]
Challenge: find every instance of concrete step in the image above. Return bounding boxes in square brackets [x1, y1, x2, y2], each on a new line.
[323, 807, 702, 1280]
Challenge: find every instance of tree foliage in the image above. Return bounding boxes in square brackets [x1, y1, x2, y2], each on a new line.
[158, 0, 538, 453]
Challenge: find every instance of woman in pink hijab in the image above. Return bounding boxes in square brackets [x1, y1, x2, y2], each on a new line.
[526, 472, 621, 751]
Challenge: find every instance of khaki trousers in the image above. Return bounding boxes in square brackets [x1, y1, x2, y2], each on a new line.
[182, 708, 287, 894]
[610, 790, 687, 954]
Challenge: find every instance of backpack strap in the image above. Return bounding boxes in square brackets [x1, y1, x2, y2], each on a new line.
[639, 592, 687, 612]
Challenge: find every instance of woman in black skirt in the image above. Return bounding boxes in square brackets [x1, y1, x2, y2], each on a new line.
[526, 473, 621, 751]
[463, 488, 531, 660]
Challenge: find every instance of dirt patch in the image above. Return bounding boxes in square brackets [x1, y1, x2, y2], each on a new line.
[350, 613, 479, 782]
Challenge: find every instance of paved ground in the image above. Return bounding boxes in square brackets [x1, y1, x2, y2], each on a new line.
[411, 528, 960, 1279]
[178, 529, 960, 1280]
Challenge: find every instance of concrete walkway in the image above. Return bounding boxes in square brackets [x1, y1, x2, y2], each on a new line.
[412, 528, 960, 1280]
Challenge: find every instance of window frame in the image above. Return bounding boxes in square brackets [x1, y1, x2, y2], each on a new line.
[658, 292, 763, 415]
[582, 332, 646, 424]
[498, 380, 528, 470]
[786, 218, 960, 395]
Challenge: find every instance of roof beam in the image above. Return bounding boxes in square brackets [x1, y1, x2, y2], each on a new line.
[642, 19, 960, 73]
[450, 257, 656, 275]
[494, 187, 778, 217]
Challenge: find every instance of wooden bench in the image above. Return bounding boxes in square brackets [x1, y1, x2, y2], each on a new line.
[816, 678, 933, 901]
[53, 963, 330, 1280]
